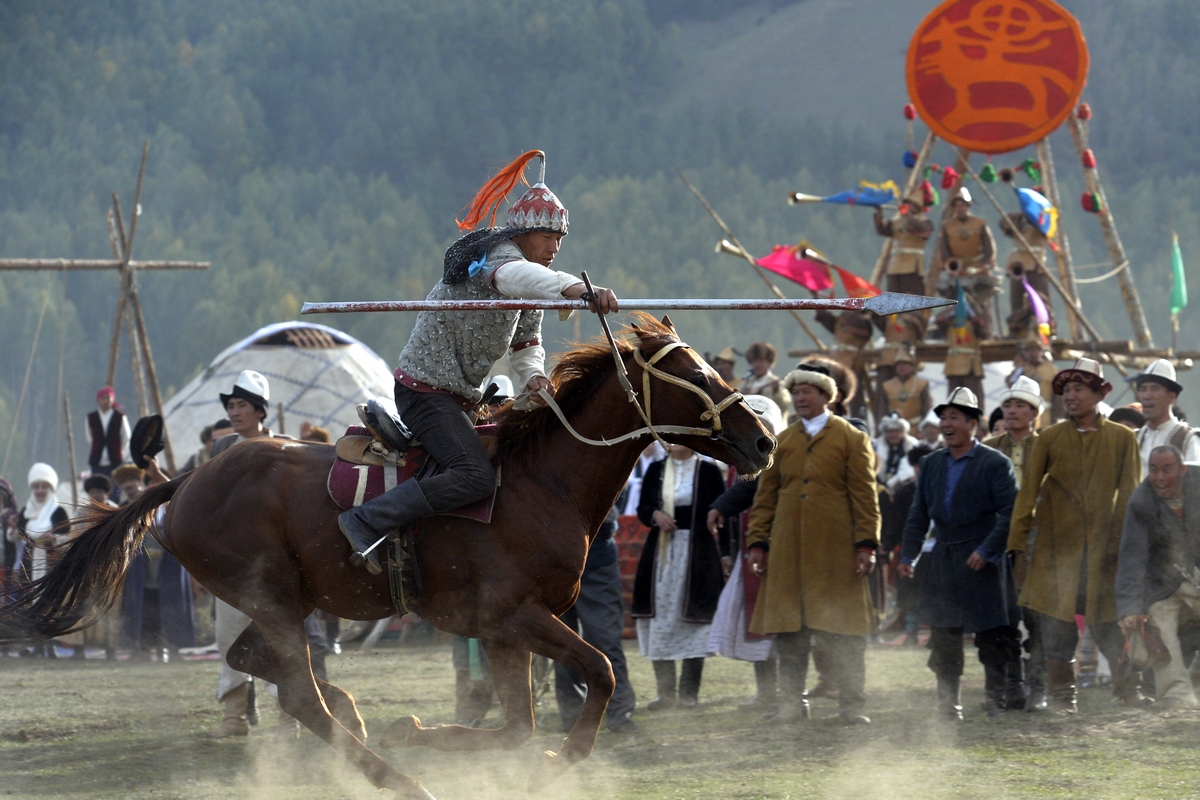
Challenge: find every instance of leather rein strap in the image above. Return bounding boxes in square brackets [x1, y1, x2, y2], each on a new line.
[536, 340, 745, 449]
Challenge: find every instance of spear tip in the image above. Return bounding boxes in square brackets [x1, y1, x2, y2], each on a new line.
[863, 292, 956, 316]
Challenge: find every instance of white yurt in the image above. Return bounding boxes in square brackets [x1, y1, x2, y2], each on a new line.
[162, 321, 394, 457]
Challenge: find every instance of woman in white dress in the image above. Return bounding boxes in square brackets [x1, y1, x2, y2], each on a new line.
[631, 445, 726, 709]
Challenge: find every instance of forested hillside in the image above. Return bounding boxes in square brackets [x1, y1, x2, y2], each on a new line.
[2, 0, 1199, 479]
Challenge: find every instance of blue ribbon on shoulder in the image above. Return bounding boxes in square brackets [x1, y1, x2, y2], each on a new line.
[467, 251, 488, 278]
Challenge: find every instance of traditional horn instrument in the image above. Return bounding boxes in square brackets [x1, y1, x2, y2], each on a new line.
[944, 257, 963, 276]
[715, 239, 750, 259]
[1007, 261, 1026, 280]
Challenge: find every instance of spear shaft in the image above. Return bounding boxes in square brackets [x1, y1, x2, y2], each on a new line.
[300, 292, 952, 317]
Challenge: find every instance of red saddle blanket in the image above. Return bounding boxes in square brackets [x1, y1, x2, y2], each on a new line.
[327, 426, 498, 523]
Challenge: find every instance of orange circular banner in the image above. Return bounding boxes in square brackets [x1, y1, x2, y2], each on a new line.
[906, 0, 1089, 154]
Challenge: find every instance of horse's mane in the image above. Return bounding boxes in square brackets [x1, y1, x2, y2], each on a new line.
[492, 313, 680, 464]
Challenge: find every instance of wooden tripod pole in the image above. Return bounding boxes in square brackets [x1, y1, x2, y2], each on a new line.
[870, 129, 937, 288]
[1067, 112, 1153, 349]
[678, 172, 827, 351]
[1035, 138, 1083, 340]
[63, 393, 79, 510]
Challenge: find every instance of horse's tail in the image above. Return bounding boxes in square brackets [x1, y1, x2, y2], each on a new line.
[0, 476, 185, 644]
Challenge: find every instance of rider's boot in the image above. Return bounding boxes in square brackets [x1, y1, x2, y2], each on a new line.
[209, 683, 251, 738]
[338, 481, 433, 575]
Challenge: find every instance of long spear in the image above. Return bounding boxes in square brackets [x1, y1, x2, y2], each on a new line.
[300, 293, 952, 317]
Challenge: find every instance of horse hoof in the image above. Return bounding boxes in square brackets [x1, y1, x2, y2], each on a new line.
[379, 716, 421, 750]
[527, 749, 570, 794]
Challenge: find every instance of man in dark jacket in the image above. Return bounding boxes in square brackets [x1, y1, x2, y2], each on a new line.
[899, 387, 1021, 719]
[1116, 445, 1200, 709]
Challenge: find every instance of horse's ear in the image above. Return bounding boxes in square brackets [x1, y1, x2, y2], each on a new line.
[660, 315, 676, 332]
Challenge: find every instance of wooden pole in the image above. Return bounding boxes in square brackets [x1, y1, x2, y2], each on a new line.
[1066, 112, 1153, 349]
[1, 282, 52, 475]
[870, 129, 937, 288]
[964, 167, 1129, 377]
[104, 212, 129, 387]
[1035, 138, 1083, 340]
[128, 289, 176, 471]
[677, 172, 828, 351]
[63, 393, 79, 510]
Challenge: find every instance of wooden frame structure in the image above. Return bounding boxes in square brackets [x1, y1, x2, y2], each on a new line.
[0, 141, 209, 473]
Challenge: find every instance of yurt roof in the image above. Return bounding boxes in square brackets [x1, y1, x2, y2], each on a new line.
[162, 321, 394, 458]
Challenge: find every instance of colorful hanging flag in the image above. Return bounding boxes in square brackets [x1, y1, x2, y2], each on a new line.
[1022, 276, 1052, 343]
[1171, 231, 1187, 318]
[789, 180, 901, 208]
[953, 280, 971, 330]
[755, 245, 834, 292]
[1015, 187, 1058, 240]
[833, 266, 882, 299]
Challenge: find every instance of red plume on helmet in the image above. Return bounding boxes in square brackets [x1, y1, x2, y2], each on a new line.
[456, 150, 568, 234]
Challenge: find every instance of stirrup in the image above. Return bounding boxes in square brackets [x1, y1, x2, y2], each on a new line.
[356, 398, 413, 452]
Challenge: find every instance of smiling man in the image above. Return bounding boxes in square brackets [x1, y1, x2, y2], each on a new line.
[899, 387, 1021, 720]
[1132, 359, 1200, 472]
[1007, 358, 1143, 713]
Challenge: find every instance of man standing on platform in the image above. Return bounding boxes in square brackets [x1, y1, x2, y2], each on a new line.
[933, 188, 999, 339]
[873, 311, 926, 414]
[874, 192, 934, 296]
[879, 349, 931, 430]
[1007, 358, 1144, 713]
[1133, 359, 1200, 471]
[746, 364, 880, 725]
[87, 386, 131, 484]
[899, 388, 1021, 719]
[814, 309, 872, 420]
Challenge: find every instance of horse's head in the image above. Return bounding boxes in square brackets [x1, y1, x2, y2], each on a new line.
[629, 315, 776, 476]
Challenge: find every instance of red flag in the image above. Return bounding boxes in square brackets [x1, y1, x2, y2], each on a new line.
[755, 245, 834, 292]
[833, 266, 882, 299]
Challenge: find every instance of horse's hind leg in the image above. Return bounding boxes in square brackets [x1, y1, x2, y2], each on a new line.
[232, 616, 436, 800]
[380, 639, 534, 752]
[228, 622, 366, 741]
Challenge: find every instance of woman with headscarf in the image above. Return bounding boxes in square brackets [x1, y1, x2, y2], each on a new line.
[632, 444, 726, 709]
[13, 463, 70, 657]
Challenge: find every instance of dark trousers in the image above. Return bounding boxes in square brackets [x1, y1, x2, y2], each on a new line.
[927, 624, 1022, 676]
[395, 383, 495, 513]
[1037, 614, 1125, 666]
[554, 539, 637, 729]
[775, 627, 867, 713]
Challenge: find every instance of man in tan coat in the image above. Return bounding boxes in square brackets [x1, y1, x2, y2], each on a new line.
[874, 193, 934, 296]
[933, 188, 999, 339]
[1006, 358, 1143, 713]
[747, 363, 881, 724]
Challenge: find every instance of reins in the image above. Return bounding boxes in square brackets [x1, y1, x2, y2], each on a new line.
[533, 272, 745, 449]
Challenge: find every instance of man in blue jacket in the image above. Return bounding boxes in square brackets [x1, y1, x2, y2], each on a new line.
[898, 387, 1020, 720]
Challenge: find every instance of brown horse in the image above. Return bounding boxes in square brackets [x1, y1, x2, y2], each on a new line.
[0, 315, 774, 799]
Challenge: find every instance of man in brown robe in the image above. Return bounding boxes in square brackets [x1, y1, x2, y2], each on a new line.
[933, 188, 999, 339]
[1006, 358, 1144, 713]
[747, 363, 880, 725]
[874, 193, 934, 296]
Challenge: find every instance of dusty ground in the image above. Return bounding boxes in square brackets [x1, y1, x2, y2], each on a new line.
[1, 640, 1198, 799]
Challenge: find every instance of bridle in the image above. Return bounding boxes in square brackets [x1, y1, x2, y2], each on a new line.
[535, 336, 746, 449]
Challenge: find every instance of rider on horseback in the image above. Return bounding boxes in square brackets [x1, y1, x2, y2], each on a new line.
[339, 150, 619, 573]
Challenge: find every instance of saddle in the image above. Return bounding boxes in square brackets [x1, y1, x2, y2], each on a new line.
[326, 403, 502, 616]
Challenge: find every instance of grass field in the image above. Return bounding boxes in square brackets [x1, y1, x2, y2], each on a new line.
[2, 639, 1198, 800]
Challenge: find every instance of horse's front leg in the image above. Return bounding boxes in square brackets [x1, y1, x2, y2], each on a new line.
[508, 601, 615, 792]
[380, 638, 535, 752]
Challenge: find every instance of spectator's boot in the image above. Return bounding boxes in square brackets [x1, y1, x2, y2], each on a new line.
[678, 658, 704, 708]
[1045, 659, 1078, 714]
[647, 660, 677, 711]
[739, 659, 778, 712]
[275, 707, 302, 741]
[209, 683, 251, 738]
[1005, 660, 1027, 711]
[1111, 663, 1154, 708]
[981, 663, 1008, 717]
[338, 481, 432, 575]
[936, 673, 964, 722]
[806, 645, 838, 699]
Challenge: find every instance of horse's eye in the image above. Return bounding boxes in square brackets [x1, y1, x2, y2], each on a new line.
[689, 375, 708, 389]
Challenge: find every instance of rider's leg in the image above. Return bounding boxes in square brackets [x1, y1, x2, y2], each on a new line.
[339, 384, 495, 572]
